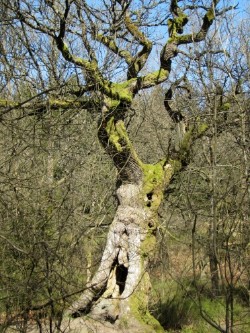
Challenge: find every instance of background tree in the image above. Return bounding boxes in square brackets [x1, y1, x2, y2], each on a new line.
[150, 8, 250, 332]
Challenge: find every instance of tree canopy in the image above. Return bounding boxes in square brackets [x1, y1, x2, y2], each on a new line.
[0, 1, 249, 333]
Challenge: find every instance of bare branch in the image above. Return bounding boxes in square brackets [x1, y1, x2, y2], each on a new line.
[0, 85, 65, 117]
[57, 0, 71, 40]
[0, 234, 28, 254]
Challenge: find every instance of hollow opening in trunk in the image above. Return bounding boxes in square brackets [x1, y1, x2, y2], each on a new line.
[146, 191, 153, 207]
[116, 263, 128, 295]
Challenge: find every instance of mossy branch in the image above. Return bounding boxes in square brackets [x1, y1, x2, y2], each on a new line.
[168, 0, 188, 38]
[170, 1, 218, 45]
[106, 117, 140, 161]
[160, 0, 219, 70]
[55, 38, 137, 107]
[174, 122, 209, 167]
[95, 34, 133, 65]
[124, 14, 152, 49]
[136, 68, 170, 91]
[55, 38, 100, 75]
[124, 14, 153, 79]
[105, 117, 176, 211]
[0, 97, 98, 119]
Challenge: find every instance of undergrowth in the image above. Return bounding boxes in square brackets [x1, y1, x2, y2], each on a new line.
[150, 278, 250, 333]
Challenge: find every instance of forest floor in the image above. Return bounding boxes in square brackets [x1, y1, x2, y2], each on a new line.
[4, 317, 162, 333]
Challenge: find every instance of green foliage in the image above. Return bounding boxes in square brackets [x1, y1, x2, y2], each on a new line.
[150, 279, 250, 333]
[150, 280, 195, 331]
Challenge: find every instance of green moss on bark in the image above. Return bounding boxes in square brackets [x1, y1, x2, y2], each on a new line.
[105, 118, 141, 159]
[141, 161, 174, 211]
[106, 117, 123, 152]
[169, 159, 182, 173]
[127, 273, 165, 333]
[141, 68, 169, 87]
[168, 12, 188, 37]
[102, 79, 136, 109]
[111, 80, 135, 103]
[96, 34, 133, 64]
[59, 40, 98, 70]
[206, 7, 215, 21]
[141, 229, 156, 257]
[178, 122, 208, 163]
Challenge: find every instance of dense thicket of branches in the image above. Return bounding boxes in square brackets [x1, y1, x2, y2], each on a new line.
[0, 1, 249, 333]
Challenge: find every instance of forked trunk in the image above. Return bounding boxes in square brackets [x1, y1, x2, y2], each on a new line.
[64, 111, 176, 331]
[62, 89, 204, 331]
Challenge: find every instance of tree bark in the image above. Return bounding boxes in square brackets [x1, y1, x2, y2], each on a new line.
[66, 183, 163, 331]
[64, 108, 177, 332]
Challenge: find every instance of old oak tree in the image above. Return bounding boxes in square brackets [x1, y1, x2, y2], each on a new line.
[0, 0, 234, 331]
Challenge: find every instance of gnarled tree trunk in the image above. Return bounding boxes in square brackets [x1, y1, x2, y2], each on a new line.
[67, 185, 161, 330]
[62, 74, 209, 329]
[65, 107, 177, 332]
